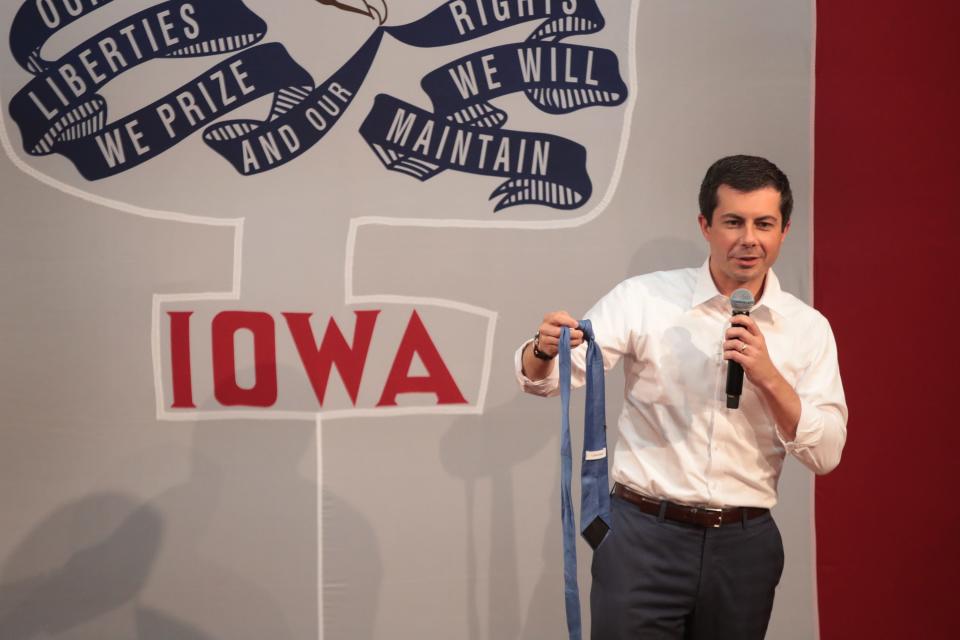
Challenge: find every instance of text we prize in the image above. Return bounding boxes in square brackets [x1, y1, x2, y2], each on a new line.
[166, 309, 468, 410]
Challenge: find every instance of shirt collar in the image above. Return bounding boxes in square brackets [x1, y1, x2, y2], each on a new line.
[755, 268, 788, 317]
[691, 260, 724, 309]
[691, 259, 788, 317]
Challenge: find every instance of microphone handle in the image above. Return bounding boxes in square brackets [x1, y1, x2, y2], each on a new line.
[725, 310, 750, 409]
[726, 361, 744, 408]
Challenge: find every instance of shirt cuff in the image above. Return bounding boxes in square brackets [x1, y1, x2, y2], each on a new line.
[775, 398, 823, 452]
[514, 339, 560, 396]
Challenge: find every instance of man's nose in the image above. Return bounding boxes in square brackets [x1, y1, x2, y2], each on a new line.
[740, 224, 758, 245]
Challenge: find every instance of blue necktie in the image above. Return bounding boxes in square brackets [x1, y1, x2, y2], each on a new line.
[559, 320, 612, 640]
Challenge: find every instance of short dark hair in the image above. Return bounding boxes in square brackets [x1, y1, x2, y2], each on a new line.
[698, 155, 793, 229]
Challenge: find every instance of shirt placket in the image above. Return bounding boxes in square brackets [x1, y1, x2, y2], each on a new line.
[703, 301, 729, 506]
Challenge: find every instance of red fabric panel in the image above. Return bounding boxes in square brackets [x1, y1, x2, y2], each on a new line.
[814, 1, 960, 637]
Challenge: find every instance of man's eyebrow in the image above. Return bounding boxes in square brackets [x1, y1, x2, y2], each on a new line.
[718, 213, 780, 221]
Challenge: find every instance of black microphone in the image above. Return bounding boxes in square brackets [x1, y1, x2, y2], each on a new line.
[725, 288, 755, 409]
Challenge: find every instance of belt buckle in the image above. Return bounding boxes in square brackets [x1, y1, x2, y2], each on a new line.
[696, 505, 725, 528]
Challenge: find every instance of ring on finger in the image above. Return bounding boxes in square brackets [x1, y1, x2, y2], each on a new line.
[740, 342, 748, 353]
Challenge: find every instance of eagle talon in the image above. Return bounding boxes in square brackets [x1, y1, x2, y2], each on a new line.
[315, 0, 388, 25]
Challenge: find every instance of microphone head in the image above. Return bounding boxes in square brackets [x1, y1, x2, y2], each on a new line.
[730, 288, 755, 313]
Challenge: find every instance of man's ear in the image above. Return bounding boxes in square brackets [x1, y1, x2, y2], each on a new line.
[698, 214, 710, 239]
[781, 220, 791, 238]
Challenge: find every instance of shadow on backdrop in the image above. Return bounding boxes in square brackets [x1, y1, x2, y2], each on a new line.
[440, 393, 560, 640]
[0, 491, 217, 639]
[0, 360, 384, 640]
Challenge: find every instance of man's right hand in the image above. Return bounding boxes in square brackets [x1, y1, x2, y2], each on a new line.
[535, 311, 584, 357]
[521, 311, 584, 381]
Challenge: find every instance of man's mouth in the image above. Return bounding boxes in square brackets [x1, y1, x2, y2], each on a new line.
[733, 256, 761, 266]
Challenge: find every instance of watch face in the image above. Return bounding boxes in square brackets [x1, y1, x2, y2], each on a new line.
[534, 341, 554, 360]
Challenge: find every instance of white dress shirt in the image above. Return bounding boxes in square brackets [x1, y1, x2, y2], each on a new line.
[515, 261, 847, 509]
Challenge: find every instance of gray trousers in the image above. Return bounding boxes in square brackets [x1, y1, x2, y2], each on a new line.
[590, 495, 785, 639]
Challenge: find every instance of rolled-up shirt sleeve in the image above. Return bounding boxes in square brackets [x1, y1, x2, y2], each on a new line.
[513, 339, 563, 396]
[776, 315, 848, 474]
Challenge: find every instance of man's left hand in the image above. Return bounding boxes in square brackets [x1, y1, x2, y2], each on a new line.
[723, 315, 782, 391]
[723, 315, 802, 439]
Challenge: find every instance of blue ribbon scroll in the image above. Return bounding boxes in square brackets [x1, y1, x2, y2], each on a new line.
[7, 0, 628, 212]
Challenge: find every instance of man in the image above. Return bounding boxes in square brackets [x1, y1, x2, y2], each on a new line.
[515, 155, 847, 639]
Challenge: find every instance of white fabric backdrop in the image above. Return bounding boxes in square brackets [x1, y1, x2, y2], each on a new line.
[0, 1, 815, 638]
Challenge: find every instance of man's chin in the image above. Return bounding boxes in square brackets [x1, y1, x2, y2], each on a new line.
[729, 265, 761, 283]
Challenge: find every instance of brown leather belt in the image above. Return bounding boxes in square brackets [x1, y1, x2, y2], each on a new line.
[612, 483, 768, 528]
